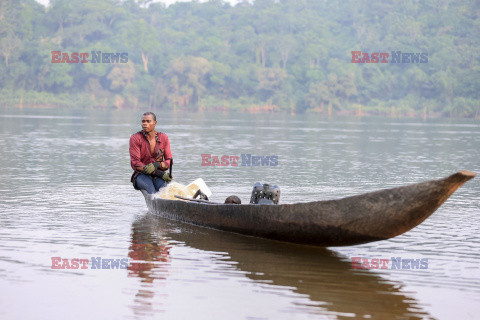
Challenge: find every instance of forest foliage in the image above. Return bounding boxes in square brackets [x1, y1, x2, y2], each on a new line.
[0, 0, 479, 117]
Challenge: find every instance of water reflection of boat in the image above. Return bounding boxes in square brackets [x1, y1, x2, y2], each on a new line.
[131, 215, 431, 319]
[143, 171, 475, 246]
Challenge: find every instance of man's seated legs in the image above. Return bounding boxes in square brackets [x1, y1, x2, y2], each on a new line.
[135, 173, 168, 194]
[153, 176, 167, 191]
[135, 173, 157, 194]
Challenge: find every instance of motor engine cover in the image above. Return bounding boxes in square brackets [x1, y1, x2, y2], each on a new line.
[250, 182, 280, 205]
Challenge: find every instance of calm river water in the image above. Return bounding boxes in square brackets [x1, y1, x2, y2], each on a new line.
[0, 108, 479, 320]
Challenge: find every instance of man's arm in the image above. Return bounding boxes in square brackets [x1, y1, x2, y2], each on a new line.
[129, 134, 146, 172]
[163, 135, 173, 168]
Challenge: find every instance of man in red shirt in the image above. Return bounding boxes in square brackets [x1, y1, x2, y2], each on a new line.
[129, 112, 173, 194]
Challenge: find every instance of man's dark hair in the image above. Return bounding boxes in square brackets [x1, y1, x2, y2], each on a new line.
[143, 112, 156, 121]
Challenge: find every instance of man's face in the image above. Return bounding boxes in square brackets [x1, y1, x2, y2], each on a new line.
[141, 115, 157, 133]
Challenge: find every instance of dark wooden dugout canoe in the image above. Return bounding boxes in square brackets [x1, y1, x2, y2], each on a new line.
[142, 171, 475, 247]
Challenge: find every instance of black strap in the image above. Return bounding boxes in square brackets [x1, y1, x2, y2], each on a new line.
[168, 158, 173, 178]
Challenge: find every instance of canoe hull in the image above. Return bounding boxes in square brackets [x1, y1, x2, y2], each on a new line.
[143, 171, 475, 246]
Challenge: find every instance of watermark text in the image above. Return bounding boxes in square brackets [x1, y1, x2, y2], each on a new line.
[51, 51, 128, 63]
[351, 51, 428, 63]
[51, 257, 129, 269]
[201, 154, 278, 167]
[351, 257, 429, 269]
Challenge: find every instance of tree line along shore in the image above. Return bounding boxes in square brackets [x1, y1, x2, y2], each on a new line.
[0, 0, 479, 118]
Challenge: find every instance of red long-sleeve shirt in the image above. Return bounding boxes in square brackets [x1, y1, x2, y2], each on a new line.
[129, 131, 172, 172]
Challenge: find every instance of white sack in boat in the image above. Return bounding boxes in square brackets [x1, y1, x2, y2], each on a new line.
[156, 178, 211, 200]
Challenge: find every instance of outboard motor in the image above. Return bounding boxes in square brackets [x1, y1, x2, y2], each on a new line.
[250, 182, 280, 205]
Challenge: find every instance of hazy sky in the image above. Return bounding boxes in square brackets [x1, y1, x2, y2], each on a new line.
[35, 0, 244, 7]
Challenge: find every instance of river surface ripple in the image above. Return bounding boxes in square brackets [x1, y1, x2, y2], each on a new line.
[0, 109, 479, 320]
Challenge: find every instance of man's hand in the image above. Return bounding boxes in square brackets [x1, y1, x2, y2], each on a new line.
[154, 170, 172, 183]
[162, 172, 173, 183]
[143, 162, 161, 174]
[159, 161, 168, 170]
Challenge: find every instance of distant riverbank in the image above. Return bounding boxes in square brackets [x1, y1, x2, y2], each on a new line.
[1, 90, 479, 119]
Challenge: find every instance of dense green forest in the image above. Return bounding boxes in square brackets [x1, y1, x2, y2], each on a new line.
[0, 0, 479, 117]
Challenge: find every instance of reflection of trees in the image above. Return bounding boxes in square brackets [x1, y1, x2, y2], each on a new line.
[128, 215, 171, 317]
